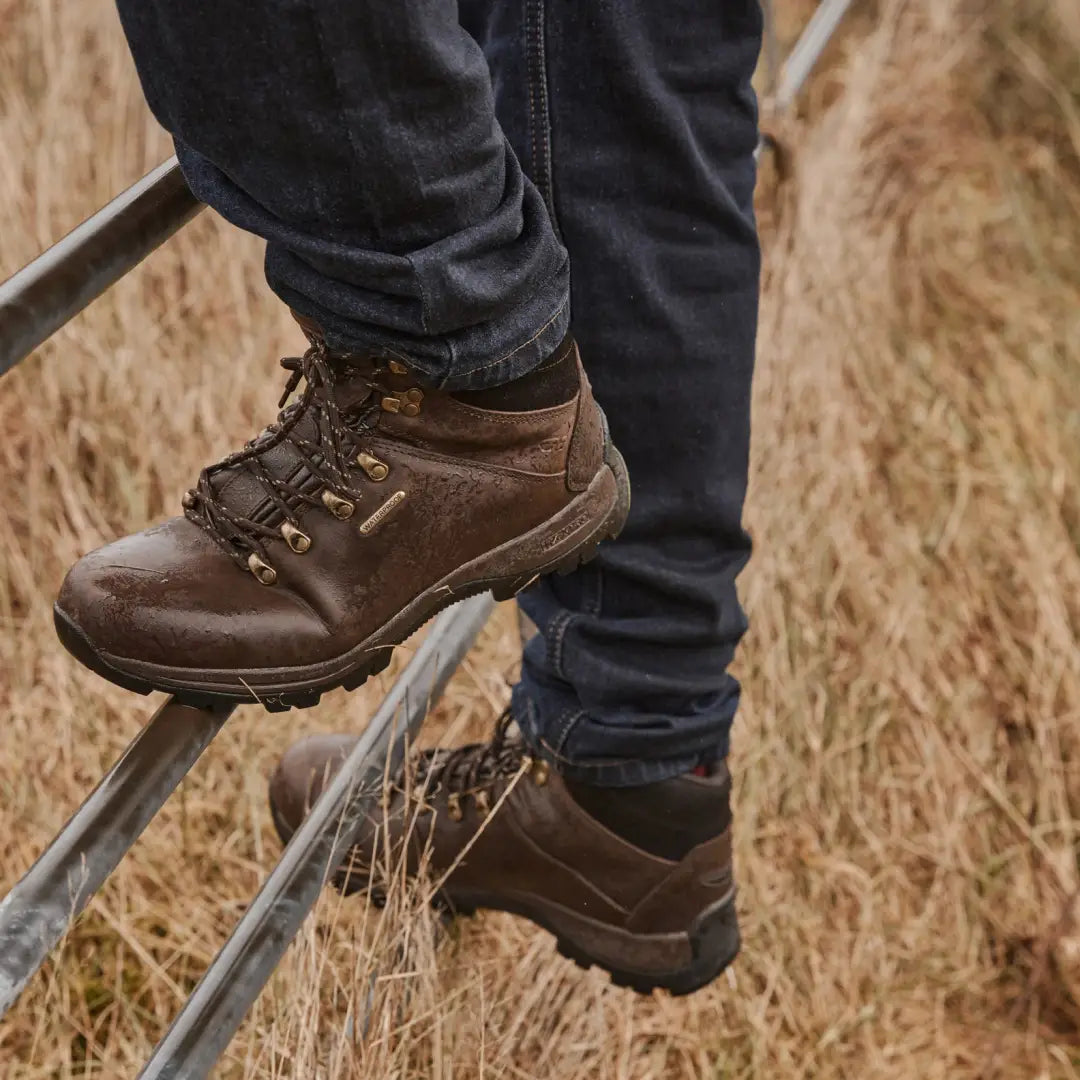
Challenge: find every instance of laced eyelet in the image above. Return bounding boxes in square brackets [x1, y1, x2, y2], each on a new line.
[321, 490, 355, 519]
[247, 553, 277, 585]
[473, 790, 491, 817]
[446, 793, 464, 822]
[280, 522, 312, 553]
[531, 760, 550, 786]
[356, 451, 389, 482]
[381, 389, 424, 417]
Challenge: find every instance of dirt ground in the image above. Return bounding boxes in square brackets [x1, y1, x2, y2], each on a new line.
[1, 0, 1078, 1076]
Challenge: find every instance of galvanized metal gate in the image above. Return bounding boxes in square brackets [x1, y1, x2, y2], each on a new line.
[0, 3, 851, 1075]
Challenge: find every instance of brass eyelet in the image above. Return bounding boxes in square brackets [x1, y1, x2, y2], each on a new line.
[381, 389, 423, 417]
[446, 793, 464, 822]
[321, 490, 355, 519]
[356, 450, 389, 482]
[531, 760, 550, 787]
[474, 790, 491, 817]
[281, 522, 312, 553]
[247, 553, 277, 585]
[387, 359, 409, 375]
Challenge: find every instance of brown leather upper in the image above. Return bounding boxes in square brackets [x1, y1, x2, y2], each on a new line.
[269, 731, 735, 938]
[56, 339, 605, 674]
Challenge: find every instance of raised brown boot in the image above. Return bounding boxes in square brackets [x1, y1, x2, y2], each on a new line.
[269, 713, 739, 995]
[55, 328, 628, 709]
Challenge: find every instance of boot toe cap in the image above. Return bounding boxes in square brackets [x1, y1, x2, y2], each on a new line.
[269, 734, 358, 837]
[55, 518, 327, 669]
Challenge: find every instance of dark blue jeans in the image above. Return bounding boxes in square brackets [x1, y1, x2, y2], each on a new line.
[116, 0, 762, 786]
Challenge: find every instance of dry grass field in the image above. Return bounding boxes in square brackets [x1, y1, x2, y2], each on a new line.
[2, 0, 1079, 1076]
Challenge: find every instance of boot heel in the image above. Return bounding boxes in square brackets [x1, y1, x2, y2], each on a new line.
[601, 441, 631, 540]
[681, 894, 741, 992]
[610, 896, 740, 997]
[541, 892, 740, 997]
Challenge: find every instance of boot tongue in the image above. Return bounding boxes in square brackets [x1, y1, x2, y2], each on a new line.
[208, 428, 315, 524]
[202, 359, 379, 527]
[290, 310, 390, 410]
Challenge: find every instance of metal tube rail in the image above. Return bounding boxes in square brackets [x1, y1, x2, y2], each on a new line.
[775, 0, 854, 111]
[138, 593, 495, 1080]
[0, 698, 233, 1016]
[0, 157, 202, 377]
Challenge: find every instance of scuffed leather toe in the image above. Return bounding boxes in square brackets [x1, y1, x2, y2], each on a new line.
[268, 733, 357, 837]
[55, 517, 331, 670]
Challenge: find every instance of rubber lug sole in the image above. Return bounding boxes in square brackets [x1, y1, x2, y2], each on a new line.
[447, 890, 740, 997]
[550, 898, 740, 996]
[53, 608, 397, 714]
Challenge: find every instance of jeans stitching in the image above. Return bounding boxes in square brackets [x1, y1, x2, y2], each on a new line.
[547, 608, 575, 681]
[524, 0, 541, 199]
[531, 706, 580, 757]
[404, 252, 432, 337]
[535, 2, 556, 226]
[524, 0, 558, 231]
[448, 295, 568, 379]
[553, 707, 582, 752]
[581, 566, 603, 618]
[530, 0, 545, 202]
[537, 728, 677, 782]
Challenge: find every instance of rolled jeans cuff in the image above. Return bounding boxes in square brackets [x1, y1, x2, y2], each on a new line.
[510, 684, 734, 789]
[286, 283, 571, 391]
[176, 141, 571, 392]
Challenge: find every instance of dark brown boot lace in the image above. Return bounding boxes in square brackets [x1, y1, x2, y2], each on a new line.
[410, 710, 547, 821]
[182, 340, 404, 583]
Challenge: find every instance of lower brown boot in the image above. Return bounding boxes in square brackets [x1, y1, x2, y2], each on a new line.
[54, 327, 628, 709]
[269, 713, 740, 995]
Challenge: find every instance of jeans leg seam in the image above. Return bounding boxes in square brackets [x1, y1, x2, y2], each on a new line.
[524, 0, 560, 236]
[535, 706, 583, 759]
[524, 0, 541, 203]
[546, 608, 575, 681]
[581, 566, 603, 618]
[553, 707, 583, 753]
[404, 252, 432, 337]
[536, 2, 557, 229]
[449, 295, 568, 380]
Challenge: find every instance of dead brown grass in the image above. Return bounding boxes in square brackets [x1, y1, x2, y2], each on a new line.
[1, 0, 1079, 1075]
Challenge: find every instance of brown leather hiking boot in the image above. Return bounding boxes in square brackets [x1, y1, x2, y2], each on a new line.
[269, 714, 740, 995]
[54, 329, 629, 710]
